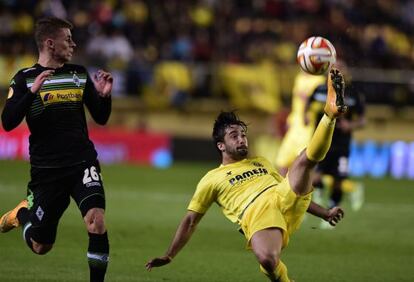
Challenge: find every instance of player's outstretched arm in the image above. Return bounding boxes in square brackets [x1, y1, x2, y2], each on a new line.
[307, 201, 344, 226]
[146, 211, 204, 271]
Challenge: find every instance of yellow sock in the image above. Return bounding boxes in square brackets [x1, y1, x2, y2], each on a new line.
[322, 175, 334, 190]
[306, 114, 336, 162]
[260, 260, 290, 282]
[342, 179, 356, 193]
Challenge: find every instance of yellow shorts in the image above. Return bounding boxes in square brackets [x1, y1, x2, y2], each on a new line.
[275, 125, 313, 168]
[240, 177, 312, 248]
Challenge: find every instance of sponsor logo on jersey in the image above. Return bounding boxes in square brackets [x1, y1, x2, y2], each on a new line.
[43, 93, 54, 102]
[229, 168, 268, 185]
[40, 89, 83, 105]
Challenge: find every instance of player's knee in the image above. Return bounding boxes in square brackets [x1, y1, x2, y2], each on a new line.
[32, 241, 53, 255]
[298, 150, 317, 168]
[257, 252, 280, 272]
[85, 208, 106, 234]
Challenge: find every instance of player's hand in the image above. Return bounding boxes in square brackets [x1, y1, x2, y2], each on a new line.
[92, 70, 113, 97]
[145, 255, 172, 271]
[325, 206, 344, 226]
[30, 70, 55, 93]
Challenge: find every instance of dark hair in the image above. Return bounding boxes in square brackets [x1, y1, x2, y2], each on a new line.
[212, 111, 248, 152]
[34, 17, 73, 50]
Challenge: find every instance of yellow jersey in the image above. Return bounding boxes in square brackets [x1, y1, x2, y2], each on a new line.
[187, 157, 283, 224]
[287, 72, 325, 128]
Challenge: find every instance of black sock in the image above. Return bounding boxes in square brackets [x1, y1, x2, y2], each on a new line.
[18, 208, 34, 251]
[17, 207, 30, 226]
[88, 232, 109, 282]
[22, 222, 34, 250]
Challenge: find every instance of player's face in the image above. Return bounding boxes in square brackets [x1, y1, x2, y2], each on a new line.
[221, 124, 248, 161]
[50, 28, 76, 63]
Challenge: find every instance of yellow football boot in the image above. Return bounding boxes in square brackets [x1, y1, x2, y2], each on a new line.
[324, 68, 347, 118]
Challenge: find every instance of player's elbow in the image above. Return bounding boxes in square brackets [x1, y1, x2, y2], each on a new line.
[184, 212, 203, 229]
[94, 115, 110, 125]
[95, 119, 108, 126]
[2, 120, 16, 132]
[186, 217, 198, 229]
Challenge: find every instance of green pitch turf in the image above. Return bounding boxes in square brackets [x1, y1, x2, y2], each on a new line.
[0, 160, 413, 281]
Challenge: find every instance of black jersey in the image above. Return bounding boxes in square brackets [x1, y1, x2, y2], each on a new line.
[308, 83, 365, 150]
[1, 63, 111, 168]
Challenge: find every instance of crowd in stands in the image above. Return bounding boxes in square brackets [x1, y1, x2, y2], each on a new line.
[1, 0, 414, 109]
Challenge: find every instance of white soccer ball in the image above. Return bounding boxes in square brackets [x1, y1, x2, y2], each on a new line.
[297, 36, 337, 75]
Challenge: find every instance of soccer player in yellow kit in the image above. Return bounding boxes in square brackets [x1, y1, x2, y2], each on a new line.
[146, 69, 346, 281]
[275, 72, 326, 176]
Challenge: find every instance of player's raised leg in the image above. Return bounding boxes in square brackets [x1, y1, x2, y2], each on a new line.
[288, 68, 346, 196]
[0, 197, 55, 254]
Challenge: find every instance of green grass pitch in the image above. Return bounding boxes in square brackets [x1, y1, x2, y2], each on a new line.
[1, 160, 414, 281]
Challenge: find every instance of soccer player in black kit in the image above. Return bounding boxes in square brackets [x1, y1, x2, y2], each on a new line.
[307, 61, 365, 218]
[0, 17, 112, 282]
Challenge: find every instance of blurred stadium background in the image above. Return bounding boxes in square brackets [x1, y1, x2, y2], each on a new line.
[1, 1, 414, 281]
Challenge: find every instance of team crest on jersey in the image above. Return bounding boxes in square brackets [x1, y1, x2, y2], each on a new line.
[252, 162, 263, 167]
[73, 73, 81, 87]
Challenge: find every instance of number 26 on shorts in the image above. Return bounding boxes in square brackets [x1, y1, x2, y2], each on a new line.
[83, 166, 101, 184]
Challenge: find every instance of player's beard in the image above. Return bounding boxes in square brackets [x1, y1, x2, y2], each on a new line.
[227, 145, 248, 161]
[53, 48, 73, 64]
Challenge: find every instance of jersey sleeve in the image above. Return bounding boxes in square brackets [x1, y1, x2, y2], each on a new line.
[187, 173, 217, 214]
[83, 70, 111, 125]
[1, 72, 35, 131]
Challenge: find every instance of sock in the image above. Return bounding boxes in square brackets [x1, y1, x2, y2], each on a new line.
[305, 114, 336, 162]
[330, 186, 343, 208]
[260, 260, 290, 282]
[341, 179, 356, 193]
[22, 222, 34, 250]
[17, 207, 30, 226]
[88, 232, 109, 282]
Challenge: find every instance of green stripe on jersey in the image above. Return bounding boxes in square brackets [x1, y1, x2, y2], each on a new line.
[26, 74, 87, 83]
[41, 83, 86, 90]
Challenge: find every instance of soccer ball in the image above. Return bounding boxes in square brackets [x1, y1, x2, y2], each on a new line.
[297, 36, 336, 75]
